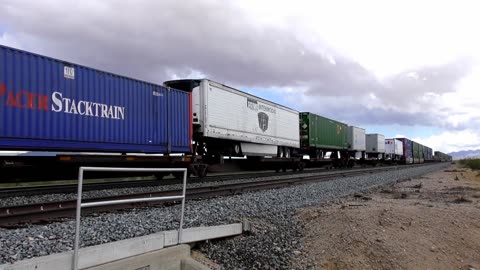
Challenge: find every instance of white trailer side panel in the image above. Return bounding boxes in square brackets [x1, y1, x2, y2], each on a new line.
[385, 139, 404, 155]
[366, 134, 385, 153]
[200, 80, 300, 148]
[347, 126, 366, 151]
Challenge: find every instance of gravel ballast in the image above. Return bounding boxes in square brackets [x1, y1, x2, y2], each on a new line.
[0, 169, 360, 208]
[0, 163, 448, 268]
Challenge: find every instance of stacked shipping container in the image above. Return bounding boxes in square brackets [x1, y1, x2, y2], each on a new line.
[385, 139, 403, 160]
[300, 113, 348, 150]
[347, 126, 366, 152]
[0, 45, 192, 154]
[412, 142, 420, 163]
[397, 138, 413, 164]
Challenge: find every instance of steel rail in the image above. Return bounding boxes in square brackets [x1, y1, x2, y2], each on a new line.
[0, 164, 435, 227]
[0, 168, 334, 198]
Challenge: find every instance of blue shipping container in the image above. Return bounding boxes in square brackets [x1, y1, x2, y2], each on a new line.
[0, 45, 192, 153]
[397, 138, 413, 164]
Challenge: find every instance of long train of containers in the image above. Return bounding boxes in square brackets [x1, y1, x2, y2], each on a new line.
[0, 44, 452, 178]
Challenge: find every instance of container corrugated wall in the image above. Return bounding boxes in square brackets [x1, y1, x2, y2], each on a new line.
[418, 144, 424, 163]
[412, 142, 420, 163]
[397, 138, 413, 164]
[366, 134, 385, 153]
[427, 147, 433, 160]
[300, 112, 347, 150]
[347, 126, 366, 151]
[0, 45, 191, 153]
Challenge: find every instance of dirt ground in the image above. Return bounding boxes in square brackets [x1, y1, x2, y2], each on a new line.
[295, 165, 480, 270]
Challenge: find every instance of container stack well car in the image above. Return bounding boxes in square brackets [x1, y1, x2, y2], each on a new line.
[366, 134, 385, 159]
[0, 44, 200, 180]
[347, 126, 366, 161]
[299, 113, 352, 167]
[385, 139, 404, 161]
[164, 79, 303, 171]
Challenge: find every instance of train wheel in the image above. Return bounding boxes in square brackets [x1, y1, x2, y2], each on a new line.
[348, 160, 355, 168]
[298, 162, 305, 172]
[154, 173, 169, 180]
[173, 172, 185, 180]
[197, 165, 208, 178]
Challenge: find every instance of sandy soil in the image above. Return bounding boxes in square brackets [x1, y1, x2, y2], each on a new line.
[295, 165, 480, 270]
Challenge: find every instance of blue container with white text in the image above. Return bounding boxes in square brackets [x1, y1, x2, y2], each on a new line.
[0, 45, 192, 153]
[397, 138, 413, 164]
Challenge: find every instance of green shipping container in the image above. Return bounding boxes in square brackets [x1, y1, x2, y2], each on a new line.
[412, 141, 420, 163]
[299, 112, 348, 150]
[420, 144, 426, 162]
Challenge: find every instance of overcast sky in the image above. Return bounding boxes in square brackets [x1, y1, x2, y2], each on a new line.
[1, 0, 478, 153]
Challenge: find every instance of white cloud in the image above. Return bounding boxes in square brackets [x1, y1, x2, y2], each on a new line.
[0, 32, 21, 48]
[413, 130, 480, 153]
[235, 0, 480, 77]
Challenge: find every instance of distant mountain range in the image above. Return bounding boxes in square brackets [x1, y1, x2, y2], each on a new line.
[448, 149, 480, 159]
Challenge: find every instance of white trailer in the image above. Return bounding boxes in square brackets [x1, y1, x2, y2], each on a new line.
[347, 126, 366, 152]
[164, 79, 300, 158]
[385, 139, 404, 160]
[366, 134, 385, 159]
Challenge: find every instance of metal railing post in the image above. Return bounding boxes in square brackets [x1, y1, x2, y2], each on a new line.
[73, 167, 84, 270]
[178, 170, 187, 243]
[71, 167, 187, 270]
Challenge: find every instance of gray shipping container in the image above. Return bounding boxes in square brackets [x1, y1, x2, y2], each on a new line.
[347, 126, 366, 151]
[366, 134, 385, 153]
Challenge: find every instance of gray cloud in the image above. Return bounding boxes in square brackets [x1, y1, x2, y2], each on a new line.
[301, 56, 383, 97]
[378, 57, 473, 108]
[0, 0, 475, 130]
[301, 58, 474, 127]
[301, 98, 438, 127]
[304, 97, 480, 130]
[0, 0, 355, 89]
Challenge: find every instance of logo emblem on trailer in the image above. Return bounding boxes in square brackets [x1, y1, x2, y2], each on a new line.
[258, 112, 269, 132]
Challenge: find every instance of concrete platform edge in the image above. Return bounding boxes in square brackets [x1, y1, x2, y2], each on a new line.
[0, 223, 243, 270]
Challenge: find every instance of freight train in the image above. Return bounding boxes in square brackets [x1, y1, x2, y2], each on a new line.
[0, 45, 451, 180]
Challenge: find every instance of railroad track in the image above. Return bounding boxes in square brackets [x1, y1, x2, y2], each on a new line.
[0, 167, 344, 198]
[0, 164, 434, 227]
